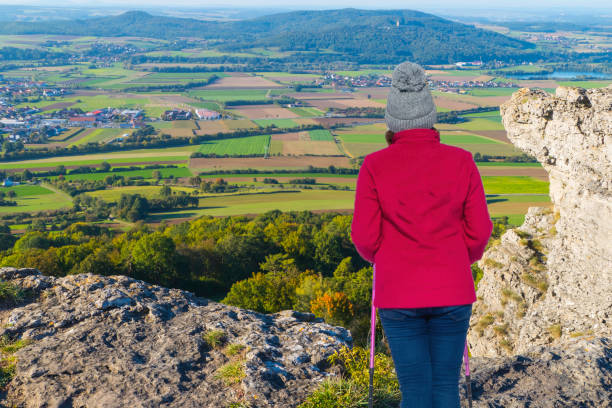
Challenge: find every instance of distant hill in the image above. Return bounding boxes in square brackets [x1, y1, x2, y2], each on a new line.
[0, 9, 539, 64]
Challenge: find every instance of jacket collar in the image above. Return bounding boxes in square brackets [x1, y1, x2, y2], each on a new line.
[392, 128, 440, 144]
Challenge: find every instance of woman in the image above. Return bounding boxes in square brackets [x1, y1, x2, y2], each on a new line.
[351, 61, 493, 408]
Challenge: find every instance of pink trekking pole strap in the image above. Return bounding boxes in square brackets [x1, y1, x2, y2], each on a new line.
[368, 263, 376, 408]
[464, 341, 472, 408]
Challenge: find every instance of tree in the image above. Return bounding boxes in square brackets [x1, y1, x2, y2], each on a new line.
[152, 170, 162, 181]
[131, 232, 178, 286]
[310, 291, 354, 326]
[7, 190, 16, 199]
[160, 185, 172, 197]
[55, 165, 67, 175]
[99, 161, 111, 172]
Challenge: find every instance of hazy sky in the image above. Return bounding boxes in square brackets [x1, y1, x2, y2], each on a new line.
[2, 0, 611, 9]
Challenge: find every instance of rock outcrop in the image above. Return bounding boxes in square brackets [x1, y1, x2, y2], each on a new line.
[460, 336, 611, 408]
[0, 268, 351, 408]
[468, 86, 612, 357]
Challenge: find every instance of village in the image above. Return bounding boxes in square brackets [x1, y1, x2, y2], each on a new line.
[0, 74, 225, 145]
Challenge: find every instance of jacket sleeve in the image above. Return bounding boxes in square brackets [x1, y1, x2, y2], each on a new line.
[351, 159, 382, 263]
[463, 156, 493, 264]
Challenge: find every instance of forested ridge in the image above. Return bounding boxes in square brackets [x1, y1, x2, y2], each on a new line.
[0, 9, 545, 64]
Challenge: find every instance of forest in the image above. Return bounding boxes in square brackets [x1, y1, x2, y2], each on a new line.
[0, 9, 557, 65]
[0, 210, 509, 345]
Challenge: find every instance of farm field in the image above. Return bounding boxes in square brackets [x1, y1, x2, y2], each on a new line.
[147, 189, 357, 220]
[253, 119, 299, 128]
[68, 128, 134, 146]
[187, 89, 271, 102]
[281, 140, 341, 156]
[4, 49, 603, 229]
[308, 129, 334, 141]
[0, 147, 197, 170]
[234, 106, 299, 120]
[289, 107, 323, 117]
[2, 184, 54, 197]
[197, 135, 271, 155]
[0, 185, 72, 214]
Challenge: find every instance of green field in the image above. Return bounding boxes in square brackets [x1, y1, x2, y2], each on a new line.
[482, 176, 549, 194]
[188, 89, 270, 102]
[0, 146, 197, 170]
[0, 185, 72, 214]
[49, 127, 84, 142]
[19, 94, 151, 112]
[69, 128, 133, 146]
[455, 118, 506, 131]
[556, 80, 612, 89]
[254, 119, 298, 128]
[441, 133, 502, 144]
[338, 134, 383, 144]
[148, 189, 357, 219]
[468, 88, 518, 97]
[2, 184, 54, 197]
[197, 135, 271, 155]
[289, 107, 323, 117]
[309, 129, 334, 141]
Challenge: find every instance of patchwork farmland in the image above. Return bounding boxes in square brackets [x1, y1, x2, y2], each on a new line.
[2, 46, 609, 230]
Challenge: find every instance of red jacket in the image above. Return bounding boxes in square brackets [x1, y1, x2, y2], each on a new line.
[351, 128, 493, 308]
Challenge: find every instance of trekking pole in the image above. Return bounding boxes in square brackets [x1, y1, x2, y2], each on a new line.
[464, 342, 472, 408]
[368, 264, 376, 408]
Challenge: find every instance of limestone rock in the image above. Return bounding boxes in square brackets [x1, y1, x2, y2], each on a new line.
[468, 86, 612, 357]
[461, 337, 612, 407]
[0, 268, 351, 408]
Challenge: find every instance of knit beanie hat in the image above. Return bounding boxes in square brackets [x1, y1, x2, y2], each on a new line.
[385, 62, 437, 132]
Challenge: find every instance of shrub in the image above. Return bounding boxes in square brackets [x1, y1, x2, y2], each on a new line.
[0, 281, 24, 304]
[310, 291, 354, 326]
[300, 346, 400, 408]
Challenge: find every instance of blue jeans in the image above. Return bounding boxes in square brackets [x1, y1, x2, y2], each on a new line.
[378, 304, 472, 408]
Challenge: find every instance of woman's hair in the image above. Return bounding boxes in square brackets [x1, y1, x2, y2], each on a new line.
[385, 130, 395, 145]
[385, 127, 438, 145]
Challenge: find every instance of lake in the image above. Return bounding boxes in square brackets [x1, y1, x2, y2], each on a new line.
[508, 71, 611, 80]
